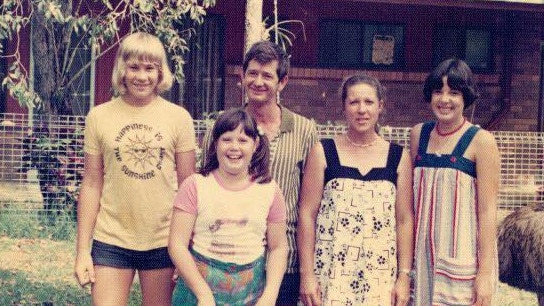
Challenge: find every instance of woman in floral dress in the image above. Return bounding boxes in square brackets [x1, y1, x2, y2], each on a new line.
[298, 74, 414, 306]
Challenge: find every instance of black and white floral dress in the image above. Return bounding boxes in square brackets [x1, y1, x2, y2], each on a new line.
[314, 138, 402, 306]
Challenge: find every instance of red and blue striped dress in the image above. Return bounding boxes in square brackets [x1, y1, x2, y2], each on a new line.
[412, 121, 497, 305]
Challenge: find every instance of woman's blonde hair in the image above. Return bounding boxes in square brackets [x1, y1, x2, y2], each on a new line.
[111, 32, 174, 95]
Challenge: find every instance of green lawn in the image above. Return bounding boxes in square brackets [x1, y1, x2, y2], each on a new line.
[0, 210, 539, 305]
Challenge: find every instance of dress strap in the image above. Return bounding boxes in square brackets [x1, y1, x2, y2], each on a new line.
[320, 138, 340, 169]
[386, 143, 404, 172]
[417, 121, 435, 156]
[451, 125, 481, 156]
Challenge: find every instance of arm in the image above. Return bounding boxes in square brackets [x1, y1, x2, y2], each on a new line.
[74, 153, 103, 287]
[473, 130, 500, 305]
[391, 149, 414, 306]
[171, 150, 196, 281]
[256, 221, 288, 306]
[409, 123, 423, 162]
[168, 208, 215, 305]
[175, 150, 196, 186]
[297, 143, 326, 306]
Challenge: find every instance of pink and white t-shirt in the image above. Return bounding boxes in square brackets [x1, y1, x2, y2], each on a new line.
[173, 172, 286, 264]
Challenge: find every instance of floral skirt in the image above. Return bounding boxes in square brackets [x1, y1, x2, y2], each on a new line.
[172, 251, 265, 306]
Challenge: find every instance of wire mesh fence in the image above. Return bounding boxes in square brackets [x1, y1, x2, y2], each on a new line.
[0, 113, 542, 221]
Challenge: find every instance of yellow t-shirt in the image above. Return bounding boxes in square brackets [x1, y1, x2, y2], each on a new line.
[84, 97, 196, 250]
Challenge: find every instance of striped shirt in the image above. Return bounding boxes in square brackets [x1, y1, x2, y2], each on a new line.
[201, 106, 318, 273]
[267, 107, 318, 273]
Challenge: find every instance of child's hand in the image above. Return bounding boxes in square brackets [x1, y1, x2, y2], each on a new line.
[172, 268, 179, 282]
[74, 252, 95, 287]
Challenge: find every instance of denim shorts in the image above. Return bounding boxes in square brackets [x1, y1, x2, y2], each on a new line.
[172, 250, 265, 305]
[91, 240, 174, 270]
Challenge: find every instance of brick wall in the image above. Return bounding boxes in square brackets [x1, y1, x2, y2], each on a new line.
[224, 66, 511, 130]
[216, 2, 544, 132]
[223, 13, 542, 132]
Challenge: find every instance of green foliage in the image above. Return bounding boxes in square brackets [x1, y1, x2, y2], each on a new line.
[0, 0, 216, 113]
[1, 63, 41, 109]
[18, 124, 85, 222]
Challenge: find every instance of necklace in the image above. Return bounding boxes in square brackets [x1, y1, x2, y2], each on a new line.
[345, 134, 379, 148]
[436, 117, 466, 136]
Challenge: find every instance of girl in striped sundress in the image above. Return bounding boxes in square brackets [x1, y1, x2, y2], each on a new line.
[410, 59, 500, 306]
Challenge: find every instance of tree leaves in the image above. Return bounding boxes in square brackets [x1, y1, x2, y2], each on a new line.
[0, 0, 216, 114]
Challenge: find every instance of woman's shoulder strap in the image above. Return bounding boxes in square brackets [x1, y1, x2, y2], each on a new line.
[320, 138, 340, 168]
[386, 142, 404, 171]
[452, 125, 481, 156]
[417, 121, 435, 155]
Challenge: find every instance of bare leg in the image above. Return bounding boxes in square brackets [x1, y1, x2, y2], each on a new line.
[139, 267, 175, 306]
[92, 265, 135, 306]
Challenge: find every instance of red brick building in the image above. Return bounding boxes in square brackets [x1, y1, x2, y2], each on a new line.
[2, 0, 544, 131]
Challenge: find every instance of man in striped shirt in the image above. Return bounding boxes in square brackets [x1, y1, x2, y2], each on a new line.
[242, 41, 318, 305]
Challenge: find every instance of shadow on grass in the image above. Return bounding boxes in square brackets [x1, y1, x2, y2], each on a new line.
[0, 269, 142, 305]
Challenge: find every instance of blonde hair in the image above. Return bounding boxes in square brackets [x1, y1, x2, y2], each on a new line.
[111, 32, 174, 95]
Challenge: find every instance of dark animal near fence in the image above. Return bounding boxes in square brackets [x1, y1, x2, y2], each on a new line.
[498, 201, 544, 305]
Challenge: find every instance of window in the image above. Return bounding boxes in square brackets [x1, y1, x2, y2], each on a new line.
[69, 33, 94, 116]
[0, 40, 6, 113]
[172, 14, 225, 119]
[539, 42, 544, 131]
[433, 26, 493, 72]
[30, 27, 94, 116]
[318, 20, 405, 69]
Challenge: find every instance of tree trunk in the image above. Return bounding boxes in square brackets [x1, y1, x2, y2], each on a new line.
[30, 0, 73, 115]
[244, 0, 263, 55]
[31, 8, 55, 115]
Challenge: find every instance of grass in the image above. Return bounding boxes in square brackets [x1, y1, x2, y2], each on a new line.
[0, 269, 91, 305]
[0, 211, 77, 241]
[0, 210, 539, 305]
[0, 212, 143, 305]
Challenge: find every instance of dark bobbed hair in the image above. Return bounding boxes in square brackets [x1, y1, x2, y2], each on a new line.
[423, 58, 478, 109]
[340, 74, 386, 103]
[242, 41, 290, 81]
[200, 108, 271, 183]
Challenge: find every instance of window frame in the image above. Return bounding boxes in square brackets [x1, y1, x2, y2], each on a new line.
[318, 19, 406, 70]
[432, 25, 494, 73]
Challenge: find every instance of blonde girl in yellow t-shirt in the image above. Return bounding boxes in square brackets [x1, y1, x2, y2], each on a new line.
[74, 32, 196, 306]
